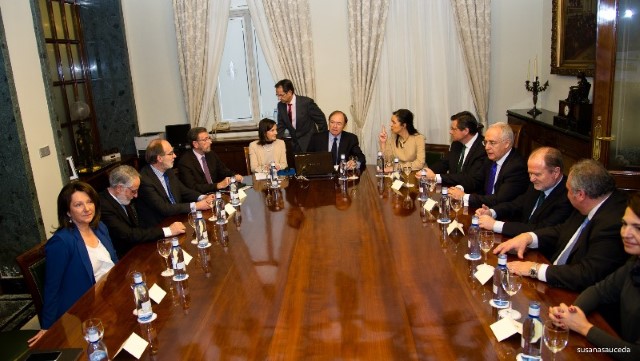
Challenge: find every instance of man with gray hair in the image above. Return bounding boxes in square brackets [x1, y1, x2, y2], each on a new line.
[100, 164, 185, 257]
[494, 159, 628, 291]
[448, 122, 529, 208]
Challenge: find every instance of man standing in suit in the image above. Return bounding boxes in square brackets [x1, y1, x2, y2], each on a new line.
[137, 139, 213, 227]
[475, 147, 573, 237]
[307, 110, 366, 171]
[100, 165, 185, 257]
[275, 79, 327, 153]
[494, 159, 628, 291]
[421, 111, 487, 192]
[177, 127, 243, 194]
[448, 122, 529, 208]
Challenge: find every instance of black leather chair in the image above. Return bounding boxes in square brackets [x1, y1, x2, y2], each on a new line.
[16, 242, 46, 328]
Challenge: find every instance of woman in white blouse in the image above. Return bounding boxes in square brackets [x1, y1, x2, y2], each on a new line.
[249, 118, 288, 173]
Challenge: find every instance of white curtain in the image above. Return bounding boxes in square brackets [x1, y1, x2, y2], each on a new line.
[262, 0, 316, 98]
[361, 0, 476, 165]
[347, 0, 390, 139]
[172, 0, 230, 128]
[450, 0, 491, 126]
[247, 0, 284, 82]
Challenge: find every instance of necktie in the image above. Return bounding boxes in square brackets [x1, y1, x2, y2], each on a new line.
[163, 173, 176, 204]
[457, 145, 466, 172]
[485, 162, 497, 195]
[125, 203, 138, 226]
[287, 103, 294, 128]
[529, 192, 546, 220]
[201, 156, 213, 184]
[554, 217, 589, 265]
[332, 137, 339, 165]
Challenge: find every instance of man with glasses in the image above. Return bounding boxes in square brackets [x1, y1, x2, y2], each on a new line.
[419, 111, 487, 192]
[275, 79, 327, 153]
[137, 138, 214, 227]
[448, 122, 528, 208]
[100, 165, 185, 257]
[177, 127, 243, 194]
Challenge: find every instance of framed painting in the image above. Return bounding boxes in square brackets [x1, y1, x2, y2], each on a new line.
[551, 0, 597, 76]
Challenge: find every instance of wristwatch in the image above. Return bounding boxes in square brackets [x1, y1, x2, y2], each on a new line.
[529, 263, 539, 278]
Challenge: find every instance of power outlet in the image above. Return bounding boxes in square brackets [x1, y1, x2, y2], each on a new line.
[39, 145, 51, 158]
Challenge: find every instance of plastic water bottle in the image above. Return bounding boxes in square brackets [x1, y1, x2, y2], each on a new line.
[229, 178, 240, 205]
[86, 327, 109, 361]
[215, 221, 229, 246]
[339, 154, 347, 180]
[215, 192, 226, 225]
[269, 161, 279, 188]
[521, 301, 543, 358]
[467, 216, 482, 260]
[492, 254, 508, 307]
[418, 170, 428, 201]
[376, 151, 385, 177]
[438, 187, 451, 224]
[170, 237, 188, 281]
[132, 272, 153, 322]
[273, 108, 278, 120]
[194, 211, 209, 248]
[392, 157, 401, 180]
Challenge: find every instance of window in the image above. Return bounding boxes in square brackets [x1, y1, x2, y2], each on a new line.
[217, 4, 277, 128]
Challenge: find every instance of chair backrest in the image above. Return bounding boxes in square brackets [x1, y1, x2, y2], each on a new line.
[16, 242, 46, 327]
[243, 146, 251, 175]
[509, 123, 524, 149]
[425, 143, 449, 167]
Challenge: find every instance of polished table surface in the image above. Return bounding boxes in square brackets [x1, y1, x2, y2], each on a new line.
[34, 166, 615, 360]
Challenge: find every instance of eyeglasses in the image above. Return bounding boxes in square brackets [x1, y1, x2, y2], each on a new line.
[127, 187, 139, 195]
[482, 139, 505, 147]
[276, 92, 289, 98]
[197, 137, 212, 143]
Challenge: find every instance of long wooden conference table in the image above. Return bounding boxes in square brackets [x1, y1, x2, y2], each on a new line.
[34, 166, 616, 360]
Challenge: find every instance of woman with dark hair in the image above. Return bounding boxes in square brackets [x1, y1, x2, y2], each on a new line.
[29, 181, 118, 346]
[549, 192, 640, 360]
[249, 118, 288, 173]
[378, 109, 425, 171]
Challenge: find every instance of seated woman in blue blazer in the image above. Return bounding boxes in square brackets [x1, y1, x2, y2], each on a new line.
[29, 181, 118, 346]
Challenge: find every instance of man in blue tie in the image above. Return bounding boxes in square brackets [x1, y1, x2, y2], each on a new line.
[307, 110, 366, 171]
[475, 147, 573, 237]
[137, 139, 214, 228]
[448, 122, 529, 208]
[494, 159, 628, 291]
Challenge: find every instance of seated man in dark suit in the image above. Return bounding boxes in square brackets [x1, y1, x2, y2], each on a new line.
[137, 139, 213, 227]
[448, 122, 529, 208]
[421, 111, 487, 192]
[475, 147, 574, 237]
[100, 165, 185, 257]
[275, 79, 327, 153]
[494, 159, 628, 292]
[307, 110, 366, 171]
[177, 127, 243, 194]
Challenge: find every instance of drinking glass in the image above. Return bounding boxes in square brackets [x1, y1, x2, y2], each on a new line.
[403, 166, 414, 187]
[349, 156, 359, 179]
[82, 318, 104, 342]
[157, 238, 174, 277]
[188, 211, 198, 244]
[450, 196, 463, 222]
[426, 176, 436, 193]
[479, 232, 493, 264]
[499, 272, 522, 320]
[544, 320, 569, 360]
[207, 198, 216, 222]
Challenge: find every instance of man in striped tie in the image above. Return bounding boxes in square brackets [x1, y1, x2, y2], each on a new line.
[494, 159, 628, 292]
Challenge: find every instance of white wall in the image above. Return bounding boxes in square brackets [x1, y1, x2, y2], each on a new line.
[121, 0, 187, 133]
[1, 0, 62, 232]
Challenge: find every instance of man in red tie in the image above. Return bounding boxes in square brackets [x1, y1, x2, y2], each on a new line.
[275, 79, 327, 153]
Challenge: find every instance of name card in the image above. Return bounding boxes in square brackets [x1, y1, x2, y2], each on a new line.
[120, 332, 149, 359]
[474, 264, 494, 285]
[148, 283, 166, 304]
[423, 198, 437, 211]
[391, 179, 404, 191]
[490, 317, 522, 342]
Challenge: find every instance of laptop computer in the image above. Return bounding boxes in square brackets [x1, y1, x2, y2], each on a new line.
[294, 152, 336, 178]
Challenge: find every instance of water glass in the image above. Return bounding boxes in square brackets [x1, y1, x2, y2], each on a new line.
[544, 320, 569, 360]
[157, 238, 174, 277]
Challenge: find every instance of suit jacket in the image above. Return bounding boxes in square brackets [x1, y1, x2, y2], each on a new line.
[137, 165, 202, 227]
[43, 222, 118, 328]
[307, 131, 367, 171]
[276, 95, 327, 153]
[177, 150, 235, 193]
[431, 135, 487, 192]
[468, 149, 529, 208]
[494, 176, 573, 237]
[536, 190, 628, 291]
[99, 189, 164, 257]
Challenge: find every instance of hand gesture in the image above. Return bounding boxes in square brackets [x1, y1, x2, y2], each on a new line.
[378, 126, 388, 144]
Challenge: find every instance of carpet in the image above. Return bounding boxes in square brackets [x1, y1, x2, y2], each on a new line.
[0, 294, 36, 331]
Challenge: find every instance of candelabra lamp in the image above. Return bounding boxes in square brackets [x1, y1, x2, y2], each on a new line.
[525, 76, 549, 116]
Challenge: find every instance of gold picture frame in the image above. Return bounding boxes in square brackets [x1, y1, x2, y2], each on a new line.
[551, 0, 597, 76]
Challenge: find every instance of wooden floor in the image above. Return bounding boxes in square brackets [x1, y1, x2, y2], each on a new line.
[33, 167, 614, 360]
